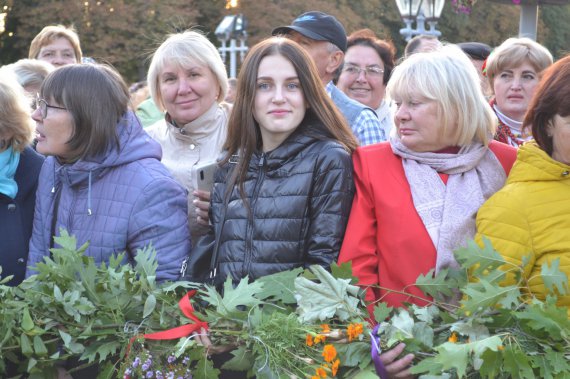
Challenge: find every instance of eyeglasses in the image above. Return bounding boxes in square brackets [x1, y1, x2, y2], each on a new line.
[342, 65, 384, 77]
[34, 94, 67, 119]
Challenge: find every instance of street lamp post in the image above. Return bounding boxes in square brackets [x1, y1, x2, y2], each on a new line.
[215, 14, 248, 78]
[394, 0, 445, 41]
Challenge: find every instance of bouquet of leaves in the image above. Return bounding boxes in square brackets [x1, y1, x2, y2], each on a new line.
[372, 238, 570, 378]
[1, 230, 568, 378]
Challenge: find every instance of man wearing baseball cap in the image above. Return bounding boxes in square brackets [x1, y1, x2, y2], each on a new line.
[272, 11, 385, 146]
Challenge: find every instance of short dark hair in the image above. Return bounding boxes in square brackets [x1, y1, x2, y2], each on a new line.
[346, 29, 396, 85]
[40, 64, 129, 161]
[524, 54, 570, 156]
[404, 34, 439, 58]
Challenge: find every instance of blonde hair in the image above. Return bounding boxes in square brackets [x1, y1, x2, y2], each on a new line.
[29, 25, 83, 63]
[486, 37, 553, 93]
[387, 45, 496, 146]
[0, 72, 35, 152]
[147, 30, 228, 112]
[4, 58, 54, 93]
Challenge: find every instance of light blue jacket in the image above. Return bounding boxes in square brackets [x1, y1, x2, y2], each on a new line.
[26, 111, 190, 281]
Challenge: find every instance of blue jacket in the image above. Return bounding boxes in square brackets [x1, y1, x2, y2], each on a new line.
[26, 112, 190, 281]
[0, 147, 44, 286]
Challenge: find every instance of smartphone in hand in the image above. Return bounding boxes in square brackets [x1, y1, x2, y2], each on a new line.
[191, 161, 218, 192]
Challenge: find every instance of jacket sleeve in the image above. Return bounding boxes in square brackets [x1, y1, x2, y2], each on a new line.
[304, 145, 355, 269]
[128, 177, 191, 282]
[475, 189, 534, 286]
[26, 164, 50, 278]
[338, 148, 381, 305]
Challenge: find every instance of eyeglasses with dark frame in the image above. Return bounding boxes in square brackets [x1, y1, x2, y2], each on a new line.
[342, 64, 384, 77]
[35, 94, 67, 119]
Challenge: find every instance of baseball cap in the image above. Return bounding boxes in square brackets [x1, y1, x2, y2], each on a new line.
[272, 11, 347, 52]
[457, 42, 492, 61]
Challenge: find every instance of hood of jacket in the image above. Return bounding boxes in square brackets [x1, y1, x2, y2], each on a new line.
[55, 111, 162, 188]
[507, 142, 570, 185]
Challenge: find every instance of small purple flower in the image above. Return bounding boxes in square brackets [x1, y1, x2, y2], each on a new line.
[156, 372, 164, 379]
[166, 372, 175, 379]
[182, 357, 190, 365]
[142, 363, 150, 371]
[132, 357, 141, 368]
[146, 371, 154, 378]
[167, 355, 176, 364]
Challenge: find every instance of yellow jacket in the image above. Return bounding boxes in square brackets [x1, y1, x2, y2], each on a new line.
[476, 142, 570, 315]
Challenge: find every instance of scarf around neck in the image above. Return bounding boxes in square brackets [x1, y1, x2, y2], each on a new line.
[0, 146, 20, 199]
[390, 136, 506, 272]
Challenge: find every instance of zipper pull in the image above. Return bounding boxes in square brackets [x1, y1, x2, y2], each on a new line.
[259, 153, 265, 167]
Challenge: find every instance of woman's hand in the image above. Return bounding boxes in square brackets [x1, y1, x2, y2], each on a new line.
[193, 327, 235, 355]
[380, 343, 415, 379]
[193, 190, 211, 226]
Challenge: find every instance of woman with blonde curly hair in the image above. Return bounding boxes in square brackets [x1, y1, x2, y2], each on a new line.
[0, 73, 44, 286]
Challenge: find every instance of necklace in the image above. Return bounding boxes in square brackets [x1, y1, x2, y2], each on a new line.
[496, 118, 525, 146]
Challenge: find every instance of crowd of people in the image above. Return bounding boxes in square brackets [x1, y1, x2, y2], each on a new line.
[0, 12, 568, 379]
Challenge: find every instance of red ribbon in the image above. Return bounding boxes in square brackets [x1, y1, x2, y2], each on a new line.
[125, 290, 208, 356]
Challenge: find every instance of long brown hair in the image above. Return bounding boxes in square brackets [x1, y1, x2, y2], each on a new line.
[223, 36, 357, 200]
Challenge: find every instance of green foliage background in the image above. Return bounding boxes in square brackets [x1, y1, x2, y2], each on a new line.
[0, 0, 569, 83]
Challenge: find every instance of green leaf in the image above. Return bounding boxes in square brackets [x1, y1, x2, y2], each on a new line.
[478, 349, 503, 378]
[503, 346, 535, 378]
[295, 265, 362, 322]
[194, 356, 221, 379]
[32, 336, 48, 356]
[541, 258, 569, 295]
[461, 278, 519, 313]
[413, 304, 440, 324]
[201, 277, 263, 317]
[21, 307, 34, 332]
[373, 302, 392, 322]
[20, 334, 33, 356]
[222, 346, 254, 371]
[516, 296, 570, 339]
[143, 294, 156, 318]
[454, 238, 506, 275]
[416, 268, 454, 297]
[450, 321, 490, 341]
[433, 342, 469, 378]
[330, 261, 360, 283]
[410, 356, 443, 375]
[256, 267, 303, 303]
[335, 342, 371, 367]
[412, 322, 434, 348]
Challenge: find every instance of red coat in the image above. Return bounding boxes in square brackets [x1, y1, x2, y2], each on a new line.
[338, 141, 516, 313]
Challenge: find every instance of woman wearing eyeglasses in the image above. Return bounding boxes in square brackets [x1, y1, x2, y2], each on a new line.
[337, 29, 397, 138]
[0, 74, 44, 287]
[26, 63, 190, 282]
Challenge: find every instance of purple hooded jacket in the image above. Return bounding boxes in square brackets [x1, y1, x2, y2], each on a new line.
[26, 112, 190, 281]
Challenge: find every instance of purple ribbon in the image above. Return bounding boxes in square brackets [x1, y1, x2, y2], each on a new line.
[371, 324, 388, 379]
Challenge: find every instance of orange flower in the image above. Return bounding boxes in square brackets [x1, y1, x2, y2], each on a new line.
[321, 324, 331, 333]
[311, 376, 319, 379]
[322, 344, 337, 363]
[314, 334, 327, 344]
[448, 332, 458, 343]
[316, 367, 327, 378]
[331, 358, 340, 376]
[306, 334, 314, 347]
[347, 323, 364, 341]
[498, 345, 505, 351]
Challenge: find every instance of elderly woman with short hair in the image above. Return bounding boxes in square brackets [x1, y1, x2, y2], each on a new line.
[485, 37, 553, 147]
[338, 45, 517, 378]
[26, 64, 190, 282]
[29, 24, 82, 67]
[145, 30, 231, 242]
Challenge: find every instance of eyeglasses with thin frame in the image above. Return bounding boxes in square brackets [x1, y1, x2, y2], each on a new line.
[35, 94, 67, 119]
[342, 65, 384, 77]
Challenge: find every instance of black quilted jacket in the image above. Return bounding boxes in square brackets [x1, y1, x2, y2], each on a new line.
[204, 124, 355, 283]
